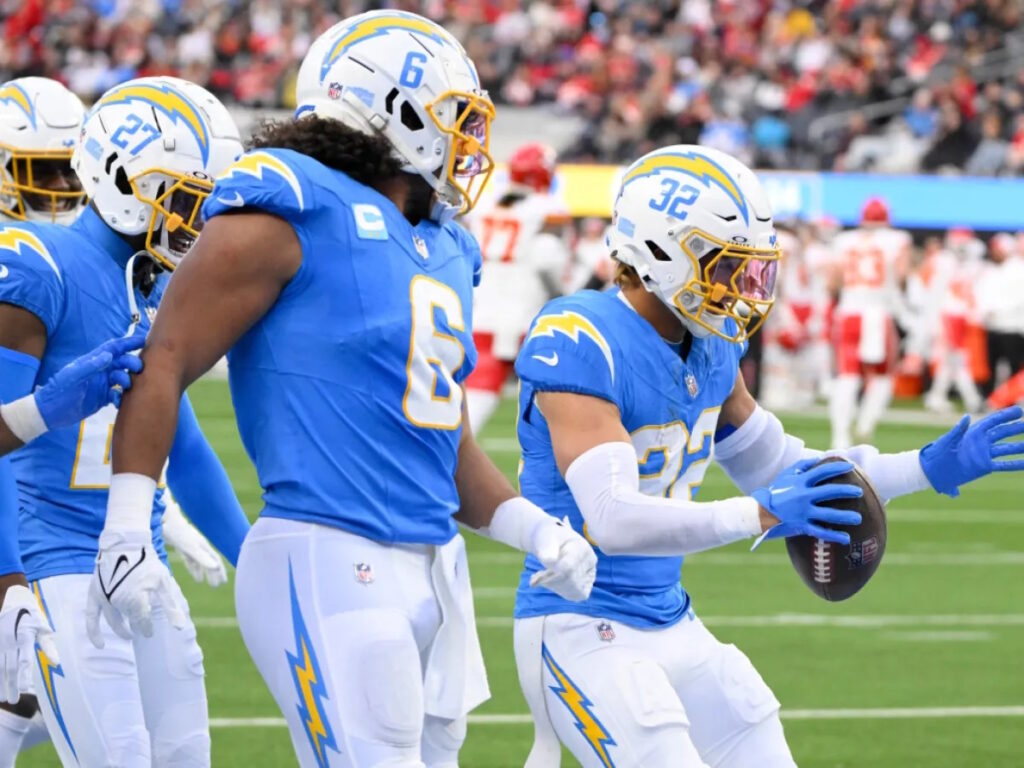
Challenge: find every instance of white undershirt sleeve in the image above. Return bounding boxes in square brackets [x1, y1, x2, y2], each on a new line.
[714, 404, 932, 502]
[564, 441, 762, 557]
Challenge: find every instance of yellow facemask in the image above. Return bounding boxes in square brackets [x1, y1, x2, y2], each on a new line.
[672, 229, 782, 343]
[0, 146, 86, 222]
[129, 169, 215, 271]
[425, 91, 496, 215]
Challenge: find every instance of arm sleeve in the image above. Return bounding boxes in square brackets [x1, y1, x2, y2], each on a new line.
[515, 304, 618, 403]
[0, 348, 41, 576]
[714, 404, 932, 502]
[165, 394, 250, 566]
[565, 441, 762, 557]
[0, 229, 65, 336]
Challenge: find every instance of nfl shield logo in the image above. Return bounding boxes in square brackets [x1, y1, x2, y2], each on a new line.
[847, 537, 879, 569]
[413, 235, 429, 259]
[354, 563, 374, 585]
[328, 82, 342, 100]
[597, 622, 615, 642]
[145, 306, 158, 324]
[685, 371, 699, 398]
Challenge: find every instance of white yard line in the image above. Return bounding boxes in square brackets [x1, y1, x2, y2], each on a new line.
[192, 613, 1024, 630]
[471, 551, 1024, 566]
[209, 706, 1024, 729]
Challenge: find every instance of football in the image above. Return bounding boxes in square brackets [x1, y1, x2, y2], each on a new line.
[785, 456, 887, 602]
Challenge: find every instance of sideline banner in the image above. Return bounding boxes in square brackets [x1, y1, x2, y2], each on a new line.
[482, 165, 1023, 231]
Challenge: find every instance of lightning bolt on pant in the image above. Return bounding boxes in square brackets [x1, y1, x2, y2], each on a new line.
[234, 517, 487, 768]
[514, 612, 795, 768]
[30, 573, 208, 767]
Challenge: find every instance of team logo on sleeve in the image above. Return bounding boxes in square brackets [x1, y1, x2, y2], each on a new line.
[0, 82, 36, 128]
[527, 311, 614, 380]
[0, 228, 61, 281]
[218, 152, 304, 211]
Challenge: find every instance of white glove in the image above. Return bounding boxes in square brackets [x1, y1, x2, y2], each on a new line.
[528, 516, 597, 602]
[0, 584, 59, 704]
[86, 530, 186, 649]
[162, 499, 227, 588]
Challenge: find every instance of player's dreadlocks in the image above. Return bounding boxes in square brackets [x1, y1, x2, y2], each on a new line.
[249, 115, 436, 222]
[249, 116, 402, 192]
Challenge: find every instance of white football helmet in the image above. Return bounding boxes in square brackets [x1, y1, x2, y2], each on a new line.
[295, 10, 495, 221]
[607, 145, 781, 343]
[72, 76, 242, 271]
[0, 77, 86, 224]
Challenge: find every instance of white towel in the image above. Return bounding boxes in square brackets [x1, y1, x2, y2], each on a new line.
[422, 534, 491, 719]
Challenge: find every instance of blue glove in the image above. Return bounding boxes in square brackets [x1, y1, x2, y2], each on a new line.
[35, 334, 145, 430]
[751, 458, 863, 548]
[919, 406, 1024, 497]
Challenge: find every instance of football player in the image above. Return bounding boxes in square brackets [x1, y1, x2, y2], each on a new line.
[465, 141, 571, 432]
[86, 12, 595, 768]
[923, 229, 984, 413]
[0, 76, 250, 767]
[511, 145, 1024, 767]
[828, 198, 911, 448]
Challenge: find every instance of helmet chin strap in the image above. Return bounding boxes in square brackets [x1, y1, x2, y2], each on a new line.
[123, 252, 144, 337]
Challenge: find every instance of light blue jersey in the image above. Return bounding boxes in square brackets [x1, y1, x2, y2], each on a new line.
[202, 148, 480, 545]
[0, 209, 170, 580]
[513, 289, 745, 628]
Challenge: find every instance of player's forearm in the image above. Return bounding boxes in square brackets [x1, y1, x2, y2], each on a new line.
[0, 419, 22, 457]
[453, 430, 518, 530]
[715, 405, 931, 502]
[567, 441, 766, 557]
[111, 345, 184, 483]
[0, 457, 25, 579]
[166, 397, 249, 565]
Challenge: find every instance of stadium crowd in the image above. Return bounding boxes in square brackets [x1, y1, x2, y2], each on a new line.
[3, 1, 1023, 174]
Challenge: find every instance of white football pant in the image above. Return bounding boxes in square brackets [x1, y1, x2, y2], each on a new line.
[30, 573, 208, 767]
[235, 517, 489, 768]
[515, 611, 795, 768]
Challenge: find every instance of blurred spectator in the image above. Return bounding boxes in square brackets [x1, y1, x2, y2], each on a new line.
[1, 0, 1022, 174]
[965, 112, 1010, 175]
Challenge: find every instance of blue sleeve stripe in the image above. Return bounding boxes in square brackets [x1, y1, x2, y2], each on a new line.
[0, 346, 40, 403]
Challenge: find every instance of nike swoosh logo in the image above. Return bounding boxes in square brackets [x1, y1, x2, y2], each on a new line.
[533, 352, 558, 366]
[217, 191, 246, 208]
[770, 486, 794, 495]
[0, 264, 8, 279]
[98, 548, 147, 599]
[13, 609, 30, 639]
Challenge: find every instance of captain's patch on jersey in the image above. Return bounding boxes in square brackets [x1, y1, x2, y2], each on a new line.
[353, 204, 388, 240]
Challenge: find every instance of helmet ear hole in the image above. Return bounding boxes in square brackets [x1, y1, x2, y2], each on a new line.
[645, 240, 672, 262]
[400, 101, 424, 132]
[113, 165, 132, 196]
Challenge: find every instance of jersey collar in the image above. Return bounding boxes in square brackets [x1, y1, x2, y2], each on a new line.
[70, 207, 136, 268]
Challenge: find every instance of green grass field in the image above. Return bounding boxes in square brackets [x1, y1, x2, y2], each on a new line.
[20, 379, 1024, 767]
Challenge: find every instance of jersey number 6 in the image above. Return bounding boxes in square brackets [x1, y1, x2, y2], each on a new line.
[403, 275, 466, 430]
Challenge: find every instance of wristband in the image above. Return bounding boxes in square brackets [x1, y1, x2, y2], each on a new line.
[483, 496, 554, 554]
[0, 395, 48, 445]
[106, 473, 157, 533]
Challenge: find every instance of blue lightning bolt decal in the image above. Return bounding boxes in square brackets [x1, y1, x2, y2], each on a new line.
[0, 82, 35, 128]
[623, 149, 749, 225]
[542, 644, 616, 767]
[31, 583, 76, 760]
[96, 82, 210, 164]
[286, 560, 339, 768]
